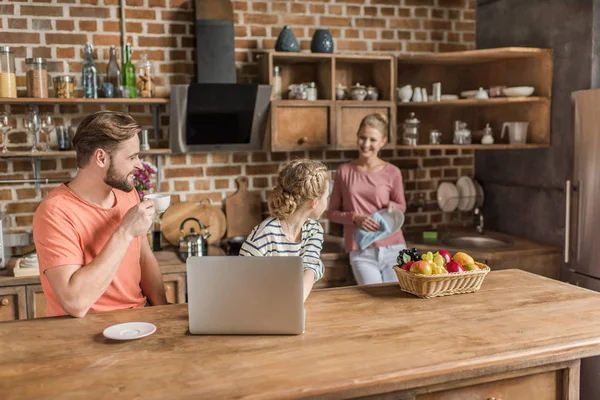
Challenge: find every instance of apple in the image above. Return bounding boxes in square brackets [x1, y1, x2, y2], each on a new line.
[463, 263, 478, 271]
[410, 260, 433, 275]
[401, 261, 415, 271]
[445, 261, 464, 273]
[437, 249, 452, 264]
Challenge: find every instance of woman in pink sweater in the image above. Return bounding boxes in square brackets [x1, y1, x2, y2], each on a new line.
[328, 113, 407, 285]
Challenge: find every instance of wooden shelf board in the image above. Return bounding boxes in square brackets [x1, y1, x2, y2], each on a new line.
[270, 52, 333, 63]
[335, 54, 394, 62]
[337, 100, 394, 106]
[272, 100, 332, 107]
[397, 47, 552, 65]
[396, 97, 548, 107]
[397, 144, 549, 150]
[0, 98, 169, 105]
[0, 149, 172, 158]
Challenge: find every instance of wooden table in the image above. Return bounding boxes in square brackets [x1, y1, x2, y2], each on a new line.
[1, 270, 599, 399]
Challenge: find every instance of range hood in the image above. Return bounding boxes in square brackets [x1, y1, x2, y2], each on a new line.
[169, 0, 271, 153]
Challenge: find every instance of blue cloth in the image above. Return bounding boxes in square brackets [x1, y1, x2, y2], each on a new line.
[354, 213, 392, 250]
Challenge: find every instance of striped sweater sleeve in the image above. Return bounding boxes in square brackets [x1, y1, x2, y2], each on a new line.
[300, 221, 325, 281]
[239, 225, 267, 256]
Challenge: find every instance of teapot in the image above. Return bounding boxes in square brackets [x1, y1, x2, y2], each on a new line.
[177, 217, 211, 262]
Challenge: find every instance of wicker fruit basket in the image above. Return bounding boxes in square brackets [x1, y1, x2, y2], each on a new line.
[393, 262, 490, 299]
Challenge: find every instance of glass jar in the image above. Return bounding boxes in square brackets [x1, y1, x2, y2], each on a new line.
[273, 66, 282, 100]
[26, 58, 48, 98]
[0, 46, 17, 98]
[402, 112, 420, 146]
[53, 76, 74, 98]
[306, 82, 317, 101]
[136, 53, 155, 98]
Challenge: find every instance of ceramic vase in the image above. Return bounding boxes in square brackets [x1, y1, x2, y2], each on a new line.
[275, 26, 300, 52]
[311, 29, 334, 53]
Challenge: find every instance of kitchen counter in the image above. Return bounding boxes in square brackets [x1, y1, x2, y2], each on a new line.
[0, 270, 598, 399]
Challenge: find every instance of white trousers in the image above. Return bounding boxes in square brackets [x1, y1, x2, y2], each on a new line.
[349, 243, 407, 285]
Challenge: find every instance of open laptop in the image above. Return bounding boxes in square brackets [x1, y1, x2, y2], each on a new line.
[186, 256, 305, 335]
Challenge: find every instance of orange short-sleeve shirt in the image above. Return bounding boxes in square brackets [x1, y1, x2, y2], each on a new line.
[32, 184, 147, 317]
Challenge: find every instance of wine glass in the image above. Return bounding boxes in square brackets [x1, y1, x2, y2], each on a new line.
[40, 114, 54, 152]
[0, 112, 10, 153]
[23, 111, 40, 153]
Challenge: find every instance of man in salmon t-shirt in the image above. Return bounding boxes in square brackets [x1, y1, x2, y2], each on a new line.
[32, 111, 167, 317]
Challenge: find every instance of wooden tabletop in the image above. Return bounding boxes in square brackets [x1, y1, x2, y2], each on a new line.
[1, 270, 600, 399]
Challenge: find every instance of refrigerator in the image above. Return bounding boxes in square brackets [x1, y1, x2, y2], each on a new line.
[564, 89, 600, 399]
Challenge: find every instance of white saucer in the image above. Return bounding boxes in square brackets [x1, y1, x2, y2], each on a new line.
[374, 208, 405, 234]
[456, 176, 475, 211]
[103, 322, 156, 341]
[436, 182, 459, 212]
[474, 180, 485, 207]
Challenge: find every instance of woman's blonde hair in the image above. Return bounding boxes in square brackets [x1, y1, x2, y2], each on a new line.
[357, 113, 389, 138]
[268, 158, 329, 219]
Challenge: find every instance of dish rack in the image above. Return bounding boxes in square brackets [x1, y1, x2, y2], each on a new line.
[393, 262, 490, 298]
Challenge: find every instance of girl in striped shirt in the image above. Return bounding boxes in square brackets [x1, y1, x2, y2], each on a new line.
[240, 159, 329, 302]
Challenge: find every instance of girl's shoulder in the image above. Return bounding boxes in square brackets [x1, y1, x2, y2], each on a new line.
[247, 217, 281, 243]
[302, 218, 324, 235]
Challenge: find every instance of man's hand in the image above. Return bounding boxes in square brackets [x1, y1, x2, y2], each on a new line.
[119, 199, 154, 239]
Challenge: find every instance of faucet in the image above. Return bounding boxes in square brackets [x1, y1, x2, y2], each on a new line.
[474, 207, 484, 234]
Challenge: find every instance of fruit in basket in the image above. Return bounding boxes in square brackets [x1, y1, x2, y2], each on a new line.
[445, 261, 464, 273]
[410, 260, 432, 275]
[401, 261, 415, 271]
[432, 253, 446, 267]
[437, 249, 452, 264]
[453, 252, 475, 266]
[464, 263, 478, 271]
[397, 248, 420, 265]
[421, 251, 435, 263]
[431, 264, 448, 275]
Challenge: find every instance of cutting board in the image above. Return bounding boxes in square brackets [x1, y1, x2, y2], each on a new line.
[161, 199, 226, 246]
[225, 176, 262, 238]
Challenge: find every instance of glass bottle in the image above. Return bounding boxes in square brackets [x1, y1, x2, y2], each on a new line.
[0, 46, 17, 98]
[123, 43, 137, 99]
[136, 53, 155, 98]
[106, 45, 121, 98]
[81, 42, 98, 99]
[272, 66, 282, 100]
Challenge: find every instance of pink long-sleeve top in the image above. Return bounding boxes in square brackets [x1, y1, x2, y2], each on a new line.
[328, 162, 407, 253]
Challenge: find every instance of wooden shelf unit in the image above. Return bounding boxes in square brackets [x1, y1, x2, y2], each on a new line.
[259, 52, 396, 151]
[397, 47, 553, 148]
[397, 144, 549, 150]
[0, 149, 171, 158]
[0, 98, 169, 105]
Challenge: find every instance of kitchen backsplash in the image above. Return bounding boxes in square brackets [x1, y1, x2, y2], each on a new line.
[0, 0, 476, 235]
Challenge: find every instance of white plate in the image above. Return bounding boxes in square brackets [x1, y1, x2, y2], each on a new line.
[460, 90, 478, 98]
[464, 176, 477, 211]
[374, 208, 405, 234]
[436, 182, 459, 212]
[502, 86, 534, 97]
[103, 322, 156, 341]
[474, 180, 485, 207]
[440, 94, 458, 101]
[456, 176, 475, 211]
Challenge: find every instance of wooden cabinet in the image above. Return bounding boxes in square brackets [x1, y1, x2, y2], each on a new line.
[163, 273, 186, 305]
[26, 284, 46, 319]
[396, 47, 553, 149]
[486, 252, 561, 280]
[259, 52, 395, 152]
[0, 286, 27, 321]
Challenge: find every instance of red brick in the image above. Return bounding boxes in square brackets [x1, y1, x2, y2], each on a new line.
[174, 181, 190, 191]
[252, 2, 267, 12]
[81, 0, 99, 4]
[345, 29, 360, 39]
[21, 5, 63, 17]
[0, 5, 15, 14]
[170, 50, 187, 60]
[92, 35, 121, 46]
[77, 20, 97, 32]
[365, 6, 377, 16]
[381, 7, 395, 16]
[455, 21, 475, 31]
[205, 166, 241, 176]
[438, 0, 466, 7]
[169, 155, 188, 165]
[448, 32, 460, 42]
[0, 190, 12, 201]
[214, 179, 230, 189]
[449, 10, 461, 19]
[463, 10, 475, 20]
[232, 1, 248, 11]
[148, 23, 165, 34]
[406, 42, 435, 52]
[70, 6, 111, 18]
[462, 32, 475, 43]
[432, 9, 445, 19]
[271, 3, 287, 12]
[57, 47, 75, 59]
[423, 20, 452, 30]
[181, 37, 195, 48]
[414, 7, 429, 17]
[32, 19, 52, 30]
[211, 153, 230, 163]
[253, 177, 268, 188]
[381, 31, 394, 40]
[169, 24, 186, 34]
[291, 3, 306, 13]
[439, 43, 468, 52]
[17, 189, 36, 200]
[397, 7, 411, 17]
[405, 0, 433, 4]
[249, 26, 266, 37]
[246, 164, 279, 175]
[126, 0, 144, 5]
[194, 180, 211, 190]
[390, 18, 420, 29]
[124, 22, 143, 33]
[320, 16, 352, 27]
[0, 32, 40, 44]
[139, 36, 177, 47]
[164, 167, 204, 179]
[372, 42, 403, 51]
[16, 216, 34, 227]
[336, 0, 364, 3]
[8, 19, 28, 30]
[162, 10, 193, 22]
[148, 0, 166, 6]
[251, 152, 268, 162]
[363, 30, 378, 39]
[32, 47, 52, 58]
[414, 31, 428, 41]
[244, 14, 278, 25]
[191, 154, 208, 164]
[6, 202, 40, 214]
[103, 21, 120, 32]
[431, 31, 444, 41]
[125, 9, 155, 19]
[283, 15, 315, 25]
[337, 41, 368, 52]
[235, 39, 258, 49]
[232, 153, 248, 163]
[356, 18, 386, 28]
[45, 33, 87, 45]
[328, 5, 343, 15]
[55, 20, 74, 31]
[310, 4, 325, 13]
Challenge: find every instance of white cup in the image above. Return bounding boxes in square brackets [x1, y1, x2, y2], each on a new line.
[144, 193, 171, 214]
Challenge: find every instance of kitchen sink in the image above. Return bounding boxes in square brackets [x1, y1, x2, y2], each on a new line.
[442, 235, 514, 249]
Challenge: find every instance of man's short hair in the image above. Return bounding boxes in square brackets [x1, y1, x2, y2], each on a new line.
[73, 111, 141, 168]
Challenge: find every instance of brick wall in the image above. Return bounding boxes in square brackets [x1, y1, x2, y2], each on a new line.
[0, 0, 476, 237]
